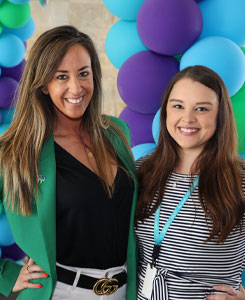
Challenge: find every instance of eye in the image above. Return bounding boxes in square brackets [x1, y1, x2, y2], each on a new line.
[78, 71, 89, 78]
[196, 107, 209, 112]
[173, 104, 184, 109]
[56, 74, 68, 80]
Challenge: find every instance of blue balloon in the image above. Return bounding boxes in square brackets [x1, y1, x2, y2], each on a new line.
[180, 36, 245, 97]
[242, 269, 245, 288]
[132, 143, 156, 161]
[105, 20, 148, 69]
[240, 153, 245, 160]
[2, 16, 35, 41]
[0, 123, 10, 135]
[199, 0, 245, 46]
[152, 108, 161, 144]
[0, 214, 15, 247]
[8, 0, 30, 3]
[0, 108, 15, 124]
[103, 0, 144, 20]
[0, 34, 25, 68]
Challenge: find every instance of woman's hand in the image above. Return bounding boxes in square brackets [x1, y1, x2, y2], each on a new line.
[207, 284, 245, 300]
[12, 258, 49, 292]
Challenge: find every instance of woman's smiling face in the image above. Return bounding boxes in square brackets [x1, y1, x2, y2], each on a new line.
[45, 43, 94, 121]
[166, 78, 219, 154]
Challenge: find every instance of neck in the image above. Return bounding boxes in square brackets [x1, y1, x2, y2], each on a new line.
[175, 149, 201, 174]
[53, 109, 83, 137]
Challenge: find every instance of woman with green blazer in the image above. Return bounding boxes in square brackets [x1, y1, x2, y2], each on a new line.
[0, 26, 137, 300]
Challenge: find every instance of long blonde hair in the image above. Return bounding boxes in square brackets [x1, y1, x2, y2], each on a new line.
[0, 25, 133, 215]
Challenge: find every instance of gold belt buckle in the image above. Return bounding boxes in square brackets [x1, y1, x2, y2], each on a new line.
[93, 277, 119, 295]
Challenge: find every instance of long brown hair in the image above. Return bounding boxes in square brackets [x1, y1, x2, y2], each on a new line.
[0, 25, 133, 215]
[136, 65, 245, 243]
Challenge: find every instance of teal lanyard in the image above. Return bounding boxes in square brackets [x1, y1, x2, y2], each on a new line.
[151, 175, 199, 267]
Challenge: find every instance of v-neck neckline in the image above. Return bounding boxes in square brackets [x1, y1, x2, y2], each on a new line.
[54, 141, 118, 188]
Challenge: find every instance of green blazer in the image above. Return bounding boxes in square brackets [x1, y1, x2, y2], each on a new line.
[0, 116, 137, 300]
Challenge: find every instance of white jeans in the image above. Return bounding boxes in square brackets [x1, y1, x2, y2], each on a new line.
[51, 262, 127, 300]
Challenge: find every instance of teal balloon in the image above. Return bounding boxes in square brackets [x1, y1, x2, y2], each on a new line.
[0, 123, 10, 135]
[240, 153, 245, 160]
[199, 0, 245, 46]
[8, 0, 30, 3]
[2, 16, 35, 41]
[0, 214, 15, 246]
[152, 108, 160, 144]
[132, 143, 156, 161]
[0, 108, 15, 124]
[105, 20, 148, 69]
[180, 36, 245, 97]
[103, 0, 144, 20]
[0, 34, 25, 68]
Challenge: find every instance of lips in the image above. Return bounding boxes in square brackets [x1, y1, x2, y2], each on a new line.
[65, 96, 84, 104]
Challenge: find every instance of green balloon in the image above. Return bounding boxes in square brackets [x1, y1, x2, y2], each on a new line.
[231, 83, 245, 153]
[0, 0, 30, 29]
[241, 46, 245, 56]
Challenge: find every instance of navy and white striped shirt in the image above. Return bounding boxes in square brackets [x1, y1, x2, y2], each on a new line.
[135, 159, 245, 300]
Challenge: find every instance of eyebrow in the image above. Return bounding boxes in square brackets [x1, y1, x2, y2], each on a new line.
[55, 66, 90, 73]
[169, 99, 213, 106]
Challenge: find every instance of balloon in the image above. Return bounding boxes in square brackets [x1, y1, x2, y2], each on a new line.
[105, 20, 148, 69]
[240, 153, 245, 160]
[0, 1, 30, 29]
[180, 36, 245, 97]
[132, 143, 156, 161]
[137, 0, 203, 55]
[199, 0, 245, 46]
[8, 0, 30, 3]
[2, 16, 35, 41]
[241, 46, 245, 56]
[119, 107, 155, 147]
[0, 77, 18, 109]
[0, 34, 25, 68]
[1, 59, 26, 82]
[0, 108, 15, 124]
[0, 123, 11, 135]
[231, 83, 245, 153]
[1, 243, 26, 261]
[152, 108, 161, 144]
[117, 51, 179, 114]
[0, 214, 15, 246]
[103, 0, 144, 20]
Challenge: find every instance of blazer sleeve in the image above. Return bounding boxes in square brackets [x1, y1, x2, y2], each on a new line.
[107, 115, 131, 146]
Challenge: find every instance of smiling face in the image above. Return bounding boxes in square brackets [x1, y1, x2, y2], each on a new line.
[45, 43, 94, 122]
[166, 78, 219, 155]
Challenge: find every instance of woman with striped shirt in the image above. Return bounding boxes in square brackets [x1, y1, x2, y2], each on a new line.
[135, 66, 245, 300]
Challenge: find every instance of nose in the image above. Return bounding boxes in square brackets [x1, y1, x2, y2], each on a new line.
[68, 76, 82, 95]
[182, 109, 196, 123]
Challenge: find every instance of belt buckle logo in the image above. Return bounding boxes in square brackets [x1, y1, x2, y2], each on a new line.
[93, 277, 119, 295]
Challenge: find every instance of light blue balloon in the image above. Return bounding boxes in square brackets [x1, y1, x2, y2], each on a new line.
[2, 16, 35, 41]
[105, 20, 148, 69]
[0, 214, 15, 246]
[8, 0, 30, 3]
[198, 0, 245, 46]
[180, 36, 245, 97]
[240, 153, 245, 160]
[0, 123, 10, 135]
[0, 108, 15, 124]
[0, 34, 25, 68]
[103, 0, 144, 20]
[132, 143, 156, 161]
[152, 108, 161, 144]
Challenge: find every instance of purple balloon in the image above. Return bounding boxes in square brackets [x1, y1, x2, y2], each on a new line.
[117, 51, 179, 114]
[0, 77, 18, 109]
[119, 106, 155, 147]
[1, 243, 26, 261]
[1, 59, 26, 82]
[137, 0, 203, 55]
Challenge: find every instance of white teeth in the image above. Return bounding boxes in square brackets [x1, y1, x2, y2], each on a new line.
[66, 96, 83, 104]
[180, 128, 198, 133]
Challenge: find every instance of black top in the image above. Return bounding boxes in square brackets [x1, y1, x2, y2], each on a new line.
[55, 142, 134, 269]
